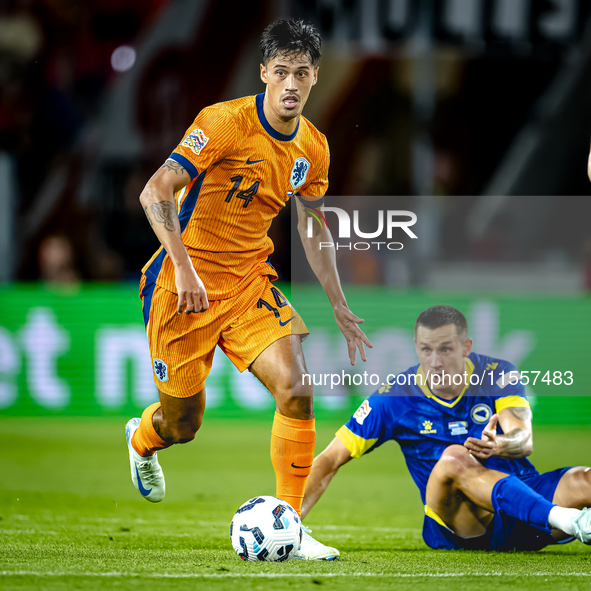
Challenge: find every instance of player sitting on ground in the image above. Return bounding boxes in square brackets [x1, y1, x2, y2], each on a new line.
[302, 305, 591, 550]
[124, 19, 372, 561]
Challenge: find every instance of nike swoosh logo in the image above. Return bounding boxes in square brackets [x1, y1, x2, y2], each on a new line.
[246, 157, 265, 164]
[136, 465, 153, 496]
[279, 317, 295, 326]
[291, 462, 312, 469]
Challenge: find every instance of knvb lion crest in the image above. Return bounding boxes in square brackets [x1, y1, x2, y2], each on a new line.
[290, 157, 310, 190]
[153, 358, 169, 382]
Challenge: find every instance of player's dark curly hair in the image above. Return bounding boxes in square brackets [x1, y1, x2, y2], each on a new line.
[260, 19, 322, 66]
[415, 305, 468, 339]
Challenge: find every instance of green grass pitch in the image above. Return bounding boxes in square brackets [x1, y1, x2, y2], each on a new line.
[1, 417, 590, 590]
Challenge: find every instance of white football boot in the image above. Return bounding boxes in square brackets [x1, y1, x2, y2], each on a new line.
[125, 418, 165, 503]
[291, 526, 340, 560]
[572, 507, 591, 544]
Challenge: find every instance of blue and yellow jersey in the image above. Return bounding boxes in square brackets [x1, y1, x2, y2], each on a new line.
[336, 352, 536, 504]
[142, 93, 329, 300]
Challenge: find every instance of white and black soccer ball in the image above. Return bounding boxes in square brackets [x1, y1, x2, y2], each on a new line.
[230, 496, 302, 562]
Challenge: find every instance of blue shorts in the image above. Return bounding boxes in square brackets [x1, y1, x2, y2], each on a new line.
[423, 467, 572, 551]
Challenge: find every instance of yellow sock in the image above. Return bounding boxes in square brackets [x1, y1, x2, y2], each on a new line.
[131, 403, 169, 457]
[271, 412, 316, 516]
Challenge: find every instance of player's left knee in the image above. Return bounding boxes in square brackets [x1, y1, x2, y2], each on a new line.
[435, 445, 474, 481]
[275, 379, 313, 420]
[562, 467, 591, 508]
[577, 467, 591, 497]
[167, 416, 203, 444]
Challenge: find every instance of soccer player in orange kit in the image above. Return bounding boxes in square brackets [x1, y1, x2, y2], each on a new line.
[125, 19, 372, 560]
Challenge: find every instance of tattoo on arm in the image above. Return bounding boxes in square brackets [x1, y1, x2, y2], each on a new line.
[507, 407, 532, 421]
[494, 407, 532, 458]
[162, 160, 188, 175]
[143, 206, 154, 228]
[148, 201, 178, 232]
[497, 427, 530, 457]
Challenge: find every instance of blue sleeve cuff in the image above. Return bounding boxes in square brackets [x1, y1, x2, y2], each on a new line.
[296, 194, 324, 208]
[168, 152, 198, 180]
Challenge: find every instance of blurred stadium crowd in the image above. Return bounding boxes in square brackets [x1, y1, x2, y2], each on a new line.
[0, 0, 167, 282]
[1, 0, 591, 288]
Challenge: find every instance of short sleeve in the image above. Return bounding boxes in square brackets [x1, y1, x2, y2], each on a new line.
[169, 107, 237, 180]
[489, 360, 530, 414]
[335, 396, 393, 459]
[296, 137, 329, 208]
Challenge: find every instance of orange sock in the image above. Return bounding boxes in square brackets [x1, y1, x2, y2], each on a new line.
[131, 402, 169, 457]
[271, 412, 316, 516]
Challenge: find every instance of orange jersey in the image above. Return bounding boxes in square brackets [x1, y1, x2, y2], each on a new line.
[142, 93, 329, 300]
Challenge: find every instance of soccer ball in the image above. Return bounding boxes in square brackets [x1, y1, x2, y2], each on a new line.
[230, 496, 302, 562]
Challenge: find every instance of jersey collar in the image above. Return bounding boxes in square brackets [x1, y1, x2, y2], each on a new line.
[256, 93, 299, 142]
[415, 357, 475, 408]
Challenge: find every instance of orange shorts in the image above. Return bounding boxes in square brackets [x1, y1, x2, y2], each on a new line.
[139, 274, 309, 397]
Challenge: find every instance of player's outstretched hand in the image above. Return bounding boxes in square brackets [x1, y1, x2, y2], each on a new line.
[464, 414, 499, 459]
[174, 263, 209, 314]
[332, 302, 373, 366]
